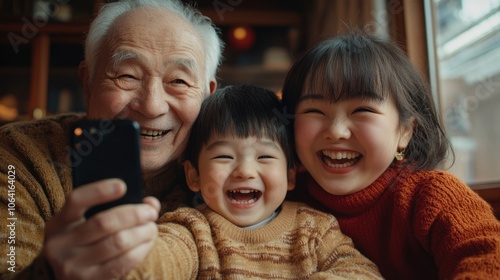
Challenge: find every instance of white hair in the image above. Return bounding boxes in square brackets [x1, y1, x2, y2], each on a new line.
[84, 0, 224, 92]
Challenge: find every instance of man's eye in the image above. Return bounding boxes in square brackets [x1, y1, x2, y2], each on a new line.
[112, 75, 140, 90]
[117, 74, 137, 80]
[172, 79, 187, 85]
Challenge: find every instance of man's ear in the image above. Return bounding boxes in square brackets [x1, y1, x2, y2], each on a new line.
[209, 79, 217, 95]
[287, 166, 297, 191]
[184, 161, 201, 192]
[78, 61, 91, 108]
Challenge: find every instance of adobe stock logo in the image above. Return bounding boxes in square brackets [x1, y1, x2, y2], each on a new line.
[7, 0, 71, 54]
[212, 0, 243, 21]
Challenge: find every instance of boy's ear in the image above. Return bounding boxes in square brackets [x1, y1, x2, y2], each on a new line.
[209, 79, 217, 94]
[184, 161, 201, 192]
[287, 166, 297, 191]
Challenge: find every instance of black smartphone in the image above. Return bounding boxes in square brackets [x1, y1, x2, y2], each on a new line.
[70, 119, 143, 218]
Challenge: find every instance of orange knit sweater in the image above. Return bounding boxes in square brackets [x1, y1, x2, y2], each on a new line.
[290, 166, 500, 279]
[126, 201, 383, 279]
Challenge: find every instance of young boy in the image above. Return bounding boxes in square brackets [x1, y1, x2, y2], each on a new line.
[125, 84, 382, 279]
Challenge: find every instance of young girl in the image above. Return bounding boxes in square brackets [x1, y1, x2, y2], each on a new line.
[282, 32, 500, 280]
[125, 84, 382, 279]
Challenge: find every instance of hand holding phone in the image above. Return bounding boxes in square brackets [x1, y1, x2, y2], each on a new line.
[70, 119, 143, 218]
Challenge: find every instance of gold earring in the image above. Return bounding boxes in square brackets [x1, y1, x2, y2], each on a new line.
[395, 149, 405, 161]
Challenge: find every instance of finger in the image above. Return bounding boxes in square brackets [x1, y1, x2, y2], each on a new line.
[47, 179, 126, 235]
[87, 238, 157, 280]
[64, 203, 158, 246]
[44, 205, 157, 276]
[108, 239, 157, 279]
[68, 178, 127, 220]
[143, 196, 161, 213]
[47, 236, 156, 280]
[73, 221, 158, 266]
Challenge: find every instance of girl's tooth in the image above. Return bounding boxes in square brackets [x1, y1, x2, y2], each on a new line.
[322, 150, 361, 160]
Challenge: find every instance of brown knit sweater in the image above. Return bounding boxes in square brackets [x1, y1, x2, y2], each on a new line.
[125, 201, 383, 279]
[289, 165, 500, 280]
[0, 114, 192, 279]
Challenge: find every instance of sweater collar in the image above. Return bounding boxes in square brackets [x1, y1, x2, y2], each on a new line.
[307, 166, 403, 215]
[201, 202, 296, 244]
[142, 161, 181, 196]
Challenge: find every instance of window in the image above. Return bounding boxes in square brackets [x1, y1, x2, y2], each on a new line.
[426, 0, 500, 186]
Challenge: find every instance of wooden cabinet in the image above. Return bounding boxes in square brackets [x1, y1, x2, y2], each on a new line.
[0, 0, 305, 122]
[473, 183, 500, 220]
[198, 1, 306, 93]
[0, 1, 102, 121]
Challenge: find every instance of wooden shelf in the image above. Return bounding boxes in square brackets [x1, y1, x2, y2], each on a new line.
[0, 1, 305, 120]
[199, 9, 304, 26]
[0, 21, 89, 34]
[472, 181, 500, 220]
[218, 65, 289, 92]
[0, 0, 98, 120]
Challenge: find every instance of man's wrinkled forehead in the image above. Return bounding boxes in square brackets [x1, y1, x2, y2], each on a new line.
[100, 7, 205, 72]
[107, 7, 203, 51]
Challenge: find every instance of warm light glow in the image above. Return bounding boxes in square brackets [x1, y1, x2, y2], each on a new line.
[227, 25, 255, 51]
[74, 127, 83, 136]
[33, 108, 44, 119]
[233, 27, 248, 40]
[0, 104, 18, 121]
[276, 90, 283, 100]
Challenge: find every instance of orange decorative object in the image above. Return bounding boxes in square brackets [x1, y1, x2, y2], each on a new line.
[227, 26, 255, 51]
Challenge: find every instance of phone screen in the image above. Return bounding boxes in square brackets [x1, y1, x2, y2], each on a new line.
[70, 119, 143, 218]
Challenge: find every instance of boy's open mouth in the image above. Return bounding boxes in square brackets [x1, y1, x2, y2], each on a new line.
[321, 150, 361, 168]
[226, 189, 262, 204]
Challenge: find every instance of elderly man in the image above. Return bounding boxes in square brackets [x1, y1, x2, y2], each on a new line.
[0, 0, 223, 279]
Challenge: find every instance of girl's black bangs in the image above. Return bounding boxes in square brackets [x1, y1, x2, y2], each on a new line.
[301, 41, 388, 103]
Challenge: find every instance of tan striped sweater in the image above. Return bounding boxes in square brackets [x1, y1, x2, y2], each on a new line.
[0, 114, 193, 279]
[126, 201, 383, 279]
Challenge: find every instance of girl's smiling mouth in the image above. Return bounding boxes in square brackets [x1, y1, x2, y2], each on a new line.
[320, 150, 361, 168]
